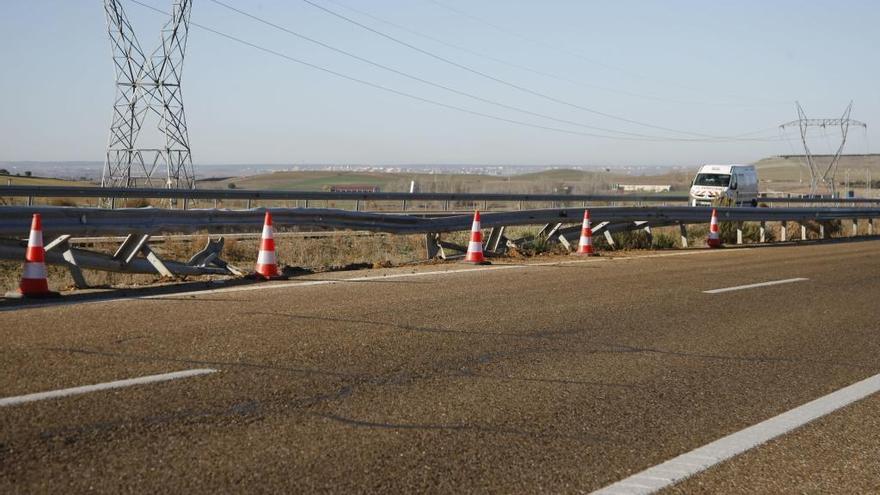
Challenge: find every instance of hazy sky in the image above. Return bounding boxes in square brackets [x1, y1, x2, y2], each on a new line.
[1, 0, 877, 166]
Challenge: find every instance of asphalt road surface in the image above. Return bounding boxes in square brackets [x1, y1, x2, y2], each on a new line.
[1, 240, 879, 493]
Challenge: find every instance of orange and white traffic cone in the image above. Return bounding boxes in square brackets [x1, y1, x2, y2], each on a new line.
[8, 213, 58, 298]
[255, 211, 281, 278]
[463, 210, 490, 264]
[707, 208, 722, 248]
[575, 209, 596, 256]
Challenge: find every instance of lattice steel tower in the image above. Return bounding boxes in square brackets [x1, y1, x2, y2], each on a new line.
[779, 101, 867, 197]
[103, 0, 195, 189]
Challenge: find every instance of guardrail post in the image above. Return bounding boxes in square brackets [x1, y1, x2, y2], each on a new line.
[355, 199, 361, 212]
[679, 224, 689, 248]
[759, 221, 766, 243]
[213, 199, 218, 209]
[736, 223, 743, 245]
[800, 224, 807, 241]
[110, 197, 116, 210]
[27, 195, 33, 206]
[869, 218, 875, 236]
[852, 219, 858, 237]
[45, 235, 88, 289]
[780, 221, 787, 242]
[182, 198, 188, 210]
[402, 200, 407, 211]
[424, 233, 440, 259]
[819, 224, 825, 239]
[246, 199, 252, 209]
[603, 231, 616, 249]
[444, 200, 449, 211]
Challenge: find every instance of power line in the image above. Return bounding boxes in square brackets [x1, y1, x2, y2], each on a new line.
[130, 0, 782, 144]
[324, 0, 788, 109]
[208, 0, 780, 143]
[125, 0, 694, 143]
[297, 0, 749, 139]
[204, 0, 687, 140]
[424, 0, 791, 107]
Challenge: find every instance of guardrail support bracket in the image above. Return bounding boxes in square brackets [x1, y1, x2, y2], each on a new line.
[425, 233, 441, 260]
[45, 235, 88, 289]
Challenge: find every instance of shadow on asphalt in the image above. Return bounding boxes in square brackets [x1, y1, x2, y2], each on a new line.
[0, 276, 282, 311]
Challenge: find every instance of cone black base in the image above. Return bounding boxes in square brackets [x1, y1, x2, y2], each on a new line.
[461, 259, 491, 265]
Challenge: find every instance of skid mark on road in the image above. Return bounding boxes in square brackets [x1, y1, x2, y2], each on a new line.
[316, 412, 607, 442]
[592, 373, 880, 494]
[0, 368, 217, 407]
[703, 277, 809, 294]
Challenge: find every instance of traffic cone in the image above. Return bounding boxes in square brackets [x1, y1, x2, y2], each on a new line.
[707, 208, 722, 248]
[463, 210, 490, 264]
[255, 211, 281, 278]
[575, 209, 596, 255]
[8, 213, 58, 298]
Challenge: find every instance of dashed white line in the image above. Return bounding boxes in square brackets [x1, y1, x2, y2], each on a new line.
[702, 277, 809, 294]
[591, 372, 880, 494]
[0, 368, 218, 407]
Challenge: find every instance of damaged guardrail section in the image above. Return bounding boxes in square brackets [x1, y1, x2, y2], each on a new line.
[1, 205, 879, 237]
[1, 205, 878, 287]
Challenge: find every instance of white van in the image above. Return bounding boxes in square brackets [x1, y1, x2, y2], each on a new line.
[689, 164, 759, 207]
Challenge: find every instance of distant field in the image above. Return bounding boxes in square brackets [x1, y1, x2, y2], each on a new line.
[200, 168, 696, 195]
[0, 175, 99, 206]
[0, 175, 94, 187]
[755, 154, 880, 192]
[4, 155, 878, 200]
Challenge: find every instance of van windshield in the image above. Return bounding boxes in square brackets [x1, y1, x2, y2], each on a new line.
[693, 173, 731, 187]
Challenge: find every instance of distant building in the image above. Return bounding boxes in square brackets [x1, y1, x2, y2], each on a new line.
[328, 185, 380, 193]
[614, 184, 672, 193]
[554, 185, 573, 194]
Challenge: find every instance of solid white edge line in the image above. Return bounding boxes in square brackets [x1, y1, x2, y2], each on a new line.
[0, 247, 739, 311]
[0, 368, 218, 407]
[592, 373, 880, 494]
[144, 249, 732, 298]
[703, 277, 809, 294]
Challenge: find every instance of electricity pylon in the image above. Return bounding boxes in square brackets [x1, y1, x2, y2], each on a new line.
[779, 101, 867, 197]
[103, 0, 194, 189]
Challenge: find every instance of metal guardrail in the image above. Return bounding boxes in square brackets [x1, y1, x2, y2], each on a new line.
[1, 205, 878, 238]
[0, 185, 687, 205]
[3, 185, 878, 208]
[1, 204, 877, 285]
[760, 197, 880, 204]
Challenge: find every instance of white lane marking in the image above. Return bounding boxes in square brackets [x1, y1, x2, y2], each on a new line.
[702, 277, 809, 294]
[0, 368, 218, 407]
[592, 372, 880, 494]
[153, 249, 734, 299]
[1, 248, 738, 311]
